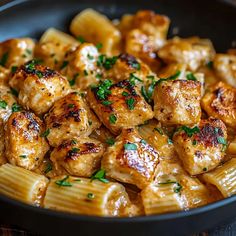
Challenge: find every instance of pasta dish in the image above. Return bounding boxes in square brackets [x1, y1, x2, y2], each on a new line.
[0, 9, 235, 217]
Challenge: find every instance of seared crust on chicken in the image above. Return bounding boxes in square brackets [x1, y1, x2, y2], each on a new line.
[87, 80, 154, 134]
[158, 37, 215, 71]
[45, 92, 101, 147]
[0, 38, 35, 69]
[102, 128, 159, 189]
[173, 117, 227, 175]
[154, 79, 201, 126]
[50, 137, 104, 177]
[201, 81, 236, 128]
[5, 111, 49, 170]
[10, 61, 71, 115]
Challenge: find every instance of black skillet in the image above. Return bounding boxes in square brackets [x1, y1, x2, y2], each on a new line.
[0, 0, 236, 235]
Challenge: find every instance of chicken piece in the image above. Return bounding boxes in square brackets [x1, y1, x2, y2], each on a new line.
[105, 53, 157, 87]
[158, 37, 215, 71]
[102, 128, 159, 189]
[0, 85, 17, 122]
[138, 119, 176, 160]
[0, 38, 35, 69]
[87, 79, 154, 134]
[124, 10, 170, 72]
[50, 137, 104, 177]
[201, 81, 236, 128]
[173, 117, 227, 175]
[9, 61, 71, 115]
[153, 79, 201, 126]
[0, 66, 10, 86]
[34, 157, 58, 178]
[0, 123, 7, 166]
[213, 54, 236, 87]
[5, 111, 49, 170]
[44, 92, 101, 147]
[60, 43, 102, 90]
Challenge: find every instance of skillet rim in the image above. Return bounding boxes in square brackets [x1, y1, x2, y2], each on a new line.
[0, 0, 236, 224]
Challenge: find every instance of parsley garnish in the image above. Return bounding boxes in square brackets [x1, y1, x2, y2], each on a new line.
[69, 73, 79, 87]
[168, 138, 173, 145]
[154, 127, 163, 135]
[126, 97, 135, 110]
[122, 91, 129, 97]
[68, 104, 75, 108]
[71, 139, 77, 145]
[91, 169, 109, 183]
[60, 61, 69, 70]
[186, 73, 197, 81]
[106, 138, 115, 146]
[156, 70, 181, 86]
[88, 120, 92, 126]
[158, 180, 182, 194]
[71, 147, 80, 153]
[11, 103, 21, 112]
[83, 70, 88, 76]
[217, 136, 227, 145]
[0, 51, 9, 67]
[102, 100, 112, 106]
[96, 43, 103, 50]
[87, 54, 94, 60]
[93, 79, 112, 100]
[97, 55, 118, 70]
[40, 128, 50, 137]
[206, 61, 213, 69]
[129, 73, 143, 85]
[44, 163, 53, 174]
[140, 139, 147, 144]
[10, 88, 19, 97]
[19, 155, 27, 158]
[55, 176, 72, 187]
[96, 73, 102, 79]
[11, 66, 18, 74]
[192, 140, 198, 145]
[179, 126, 200, 137]
[0, 100, 7, 109]
[130, 61, 140, 70]
[124, 143, 137, 150]
[77, 36, 86, 43]
[109, 114, 117, 124]
[26, 49, 32, 55]
[87, 193, 95, 199]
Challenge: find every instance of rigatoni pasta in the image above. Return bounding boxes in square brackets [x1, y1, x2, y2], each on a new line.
[0, 164, 49, 206]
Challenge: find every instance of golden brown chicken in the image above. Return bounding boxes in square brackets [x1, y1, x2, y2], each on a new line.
[102, 128, 159, 189]
[158, 37, 215, 71]
[0, 38, 35, 69]
[4, 111, 49, 170]
[153, 79, 202, 126]
[173, 117, 227, 175]
[9, 61, 71, 115]
[201, 81, 236, 128]
[87, 80, 154, 135]
[50, 137, 104, 177]
[44, 92, 101, 147]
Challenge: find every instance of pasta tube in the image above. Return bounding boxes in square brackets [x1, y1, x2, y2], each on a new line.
[44, 176, 130, 216]
[202, 158, 236, 197]
[70, 9, 121, 55]
[0, 164, 49, 206]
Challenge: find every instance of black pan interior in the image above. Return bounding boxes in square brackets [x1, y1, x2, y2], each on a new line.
[0, 0, 236, 236]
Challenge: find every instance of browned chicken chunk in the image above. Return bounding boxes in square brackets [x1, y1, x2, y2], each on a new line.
[50, 137, 104, 177]
[87, 80, 154, 134]
[173, 117, 227, 175]
[5, 111, 49, 170]
[102, 128, 159, 189]
[44, 92, 101, 147]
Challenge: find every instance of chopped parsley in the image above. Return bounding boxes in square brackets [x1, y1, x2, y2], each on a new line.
[68, 104, 75, 108]
[97, 55, 118, 70]
[74, 178, 81, 182]
[126, 97, 135, 110]
[158, 180, 182, 194]
[156, 70, 181, 86]
[109, 114, 117, 124]
[130, 61, 140, 70]
[129, 73, 143, 85]
[83, 70, 88, 76]
[11, 103, 21, 112]
[96, 73, 102, 79]
[91, 169, 109, 183]
[93, 79, 112, 100]
[87, 54, 94, 60]
[10, 87, 19, 97]
[206, 61, 213, 69]
[11, 66, 18, 74]
[40, 128, 50, 137]
[186, 73, 197, 81]
[88, 120, 92, 126]
[124, 143, 137, 151]
[106, 138, 115, 146]
[140, 139, 147, 144]
[96, 43, 103, 50]
[0, 100, 7, 109]
[26, 49, 32, 55]
[102, 100, 112, 106]
[71, 147, 80, 153]
[0, 51, 9, 67]
[71, 139, 77, 145]
[122, 91, 129, 97]
[77, 36, 86, 43]
[60, 61, 69, 70]
[192, 140, 198, 145]
[35, 71, 43, 78]
[19, 155, 27, 158]
[179, 126, 200, 137]
[216, 136, 227, 146]
[69, 73, 79, 87]
[44, 163, 53, 174]
[55, 176, 72, 187]
[87, 193, 95, 199]
[154, 127, 163, 135]
[168, 138, 173, 145]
